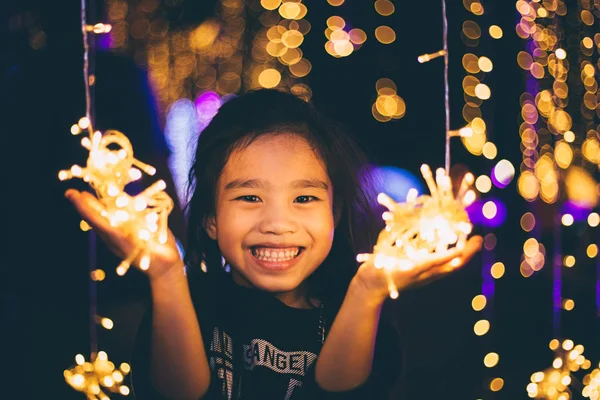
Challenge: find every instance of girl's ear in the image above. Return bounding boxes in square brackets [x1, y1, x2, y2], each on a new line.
[204, 216, 218, 240]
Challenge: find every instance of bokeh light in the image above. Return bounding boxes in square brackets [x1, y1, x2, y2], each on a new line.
[563, 255, 575, 268]
[375, 0, 395, 16]
[491, 262, 505, 279]
[588, 213, 600, 227]
[258, 68, 282, 88]
[490, 378, 504, 392]
[587, 244, 598, 258]
[482, 142, 497, 159]
[492, 159, 515, 188]
[472, 294, 487, 311]
[475, 175, 492, 193]
[489, 25, 503, 39]
[375, 26, 396, 44]
[520, 212, 536, 232]
[484, 353, 500, 368]
[474, 319, 490, 336]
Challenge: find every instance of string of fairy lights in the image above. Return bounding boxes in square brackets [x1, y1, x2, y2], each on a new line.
[59, 1, 175, 398]
[516, 0, 600, 398]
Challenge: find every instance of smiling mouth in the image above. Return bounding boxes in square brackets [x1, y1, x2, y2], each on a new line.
[250, 246, 305, 262]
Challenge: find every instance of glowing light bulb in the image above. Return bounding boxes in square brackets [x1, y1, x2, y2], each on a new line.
[418, 50, 447, 63]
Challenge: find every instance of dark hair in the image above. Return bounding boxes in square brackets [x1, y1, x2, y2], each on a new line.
[184, 89, 380, 316]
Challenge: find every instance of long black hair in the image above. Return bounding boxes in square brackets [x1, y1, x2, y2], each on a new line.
[184, 89, 381, 316]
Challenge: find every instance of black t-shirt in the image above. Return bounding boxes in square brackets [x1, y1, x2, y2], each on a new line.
[132, 269, 402, 399]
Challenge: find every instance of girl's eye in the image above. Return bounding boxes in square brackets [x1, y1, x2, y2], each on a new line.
[236, 195, 261, 202]
[295, 195, 318, 203]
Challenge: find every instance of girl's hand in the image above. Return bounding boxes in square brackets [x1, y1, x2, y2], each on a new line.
[65, 189, 184, 282]
[352, 236, 483, 304]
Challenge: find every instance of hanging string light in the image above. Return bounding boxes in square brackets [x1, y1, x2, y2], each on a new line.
[358, 0, 476, 300]
[61, 1, 173, 397]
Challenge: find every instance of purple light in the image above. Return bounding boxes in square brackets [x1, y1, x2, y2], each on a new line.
[195, 91, 222, 127]
[466, 200, 483, 225]
[597, 280, 600, 314]
[367, 165, 424, 203]
[481, 262, 495, 306]
[561, 200, 592, 222]
[490, 170, 506, 189]
[96, 31, 113, 50]
[466, 198, 507, 228]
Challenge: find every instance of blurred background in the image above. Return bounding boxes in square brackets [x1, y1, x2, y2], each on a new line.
[1, 0, 599, 399]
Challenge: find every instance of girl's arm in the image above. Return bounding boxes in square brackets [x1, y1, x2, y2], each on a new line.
[314, 279, 385, 392]
[315, 236, 482, 392]
[65, 190, 211, 399]
[148, 265, 212, 400]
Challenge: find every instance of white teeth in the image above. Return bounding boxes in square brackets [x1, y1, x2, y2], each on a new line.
[251, 247, 301, 262]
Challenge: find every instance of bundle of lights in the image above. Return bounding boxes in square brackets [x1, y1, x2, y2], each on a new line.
[59, 128, 174, 276]
[527, 339, 594, 399]
[357, 166, 475, 299]
[64, 352, 131, 399]
[583, 366, 600, 400]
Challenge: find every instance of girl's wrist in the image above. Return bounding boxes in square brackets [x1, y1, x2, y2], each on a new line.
[149, 261, 188, 291]
[348, 276, 388, 309]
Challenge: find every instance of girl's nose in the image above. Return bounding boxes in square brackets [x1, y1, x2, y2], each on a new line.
[258, 204, 298, 235]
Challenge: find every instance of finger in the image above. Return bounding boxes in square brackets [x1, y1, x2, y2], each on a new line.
[409, 246, 463, 276]
[65, 189, 113, 233]
[460, 235, 484, 264]
[415, 236, 483, 281]
[416, 262, 456, 282]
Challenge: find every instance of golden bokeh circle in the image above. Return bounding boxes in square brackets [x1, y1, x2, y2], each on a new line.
[375, 26, 396, 44]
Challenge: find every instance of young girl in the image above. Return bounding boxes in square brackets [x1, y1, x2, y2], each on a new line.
[65, 89, 482, 399]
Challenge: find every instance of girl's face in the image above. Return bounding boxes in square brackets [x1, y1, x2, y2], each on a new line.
[206, 133, 334, 307]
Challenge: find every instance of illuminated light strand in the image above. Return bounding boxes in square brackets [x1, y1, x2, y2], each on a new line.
[64, 352, 131, 399]
[357, 165, 474, 299]
[62, 1, 173, 397]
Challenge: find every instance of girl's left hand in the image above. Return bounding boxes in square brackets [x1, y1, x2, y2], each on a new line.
[353, 236, 483, 303]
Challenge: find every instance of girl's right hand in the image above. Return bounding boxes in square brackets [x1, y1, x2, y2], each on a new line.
[65, 189, 184, 282]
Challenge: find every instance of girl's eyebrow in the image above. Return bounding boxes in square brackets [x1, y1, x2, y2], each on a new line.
[224, 179, 329, 191]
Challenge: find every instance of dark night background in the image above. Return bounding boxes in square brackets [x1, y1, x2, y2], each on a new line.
[1, 1, 598, 399]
